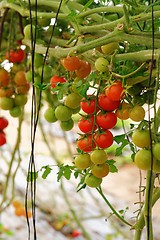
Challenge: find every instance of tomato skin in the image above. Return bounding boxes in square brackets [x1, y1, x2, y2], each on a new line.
[0, 131, 6, 146]
[90, 149, 107, 164]
[0, 117, 8, 130]
[92, 163, 110, 178]
[77, 135, 96, 152]
[80, 97, 97, 114]
[98, 93, 120, 111]
[50, 75, 66, 88]
[6, 49, 25, 63]
[96, 111, 117, 129]
[132, 129, 151, 148]
[61, 56, 81, 71]
[78, 115, 96, 133]
[84, 174, 102, 188]
[75, 60, 91, 78]
[153, 143, 160, 160]
[94, 130, 113, 149]
[134, 149, 152, 170]
[105, 81, 125, 102]
[129, 105, 145, 122]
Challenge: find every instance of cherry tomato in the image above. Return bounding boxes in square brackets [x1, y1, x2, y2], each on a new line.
[77, 134, 96, 152]
[84, 174, 102, 188]
[6, 49, 26, 63]
[131, 129, 151, 148]
[96, 111, 117, 129]
[115, 102, 131, 120]
[98, 93, 120, 111]
[0, 131, 6, 146]
[75, 60, 91, 78]
[61, 56, 81, 71]
[78, 115, 96, 133]
[134, 149, 152, 170]
[94, 130, 113, 149]
[95, 57, 109, 73]
[50, 75, 66, 88]
[80, 97, 97, 114]
[153, 143, 160, 160]
[129, 105, 145, 122]
[0, 117, 8, 130]
[74, 153, 91, 170]
[0, 69, 10, 87]
[92, 163, 110, 178]
[90, 149, 107, 164]
[105, 81, 125, 102]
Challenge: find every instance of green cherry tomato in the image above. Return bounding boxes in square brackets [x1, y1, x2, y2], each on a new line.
[84, 174, 102, 188]
[101, 42, 119, 55]
[65, 93, 81, 109]
[55, 105, 72, 121]
[131, 129, 151, 148]
[0, 97, 14, 110]
[134, 149, 152, 170]
[74, 153, 91, 170]
[9, 106, 22, 118]
[44, 107, 57, 123]
[14, 94, 28, 106]
[153, 159, 160, 173]
[95, 57, 109, 73]
[90, 149, 107, 164]
[60, 118, 74, 131]
[153, 143, 160, 160]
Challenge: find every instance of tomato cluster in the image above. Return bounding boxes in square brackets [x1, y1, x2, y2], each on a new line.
[0, 117, 8, 146]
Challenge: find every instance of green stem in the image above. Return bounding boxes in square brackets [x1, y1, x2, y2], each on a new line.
[97, 186, 132, 227]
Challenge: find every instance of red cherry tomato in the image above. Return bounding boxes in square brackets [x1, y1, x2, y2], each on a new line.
[105, 81, 125, 102]
[96, 111, 117, 129]
[6, 49, 26, 63]
[94, 130, 113, 149]
[75, 60, 91, 78]
[61, 56, 81, 71]
[80, 97, 97, 114]
[0, 117, 9, 130]
[78, 115, 96, 133]
[50, 75, 66, 88]
[98, 93, 120, 111]
[77, 134, 96, 152]
[0, 131, 6, 146]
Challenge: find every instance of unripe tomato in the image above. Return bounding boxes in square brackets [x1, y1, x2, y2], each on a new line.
[14, 71, 27, 85]
[153, 143, 160, 160]
[98, 94, 120, 112]
[84, 174, 102, 188]
[134, 149, 152, 170]
[0, 97, 14, 110]
[9, 106, 22, 118]
[0, 69, 10, 87]
[129, 105, 145, 122]
[94, 130, 113, 149]
[60, 118, 74, 131]
[55, 105, 72, 121]
[131, 129, 151, 148]
[105, 81, 125, 102]
[96, 111, 117, 129]
[101, 42, 119, 55]
[77, 134, 96, 152]
[92, 163, 110, 178]
[65, 93, 81, 109]
[95, 57, 109, 73]
[44, 107, 57, 123]
[14, 94, 28, 106]
[153, 159, 160, 173]
[90, 149, 107, 164]
[74, 153, 91, 170]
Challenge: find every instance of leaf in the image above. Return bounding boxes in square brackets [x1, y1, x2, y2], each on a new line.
[113, 134, 126, 144]
[41, 165, 52, 179]
[27, 171, 38, 182]
[77, 176, 86, 192]
[63, 165, 72, 180]
[79, 0, 94, 13]
[115, 139, 129, 156]
[106, 159, 118, 173]
[34, 82, 48, 90]
[57, 164, 73, 181]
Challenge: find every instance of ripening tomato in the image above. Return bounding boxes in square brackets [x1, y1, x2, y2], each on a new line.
[61, 56, 81, 71]
[14, 71, 27, 85]
[0, 131, 6, 146]
[94, 130, 113, 149]
[0, 69, 10, 87]
[50, 75, 66, 88]
[77, 134, 96, 152]
[0, 87, 14, 97]
[92, 163, 110, 178]
[75, 60, 91, 78]
[98, 93, 120, 111]
[78, 115, 96, 133]
[96, 111, 117, 129]
[0, 117, 8, 130]
[129, 105, 145, 122]
[6, 49, 26, 63]
[90, 149, 107, 164]
[115, 102, 132, 120]
[105, 81, 125, 102]
[80, 97, 97, 114]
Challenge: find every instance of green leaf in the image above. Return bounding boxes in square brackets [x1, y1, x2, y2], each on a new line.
[106, 159, 118, 173]
[27, 171, 38, 182]
[113, 134, 126, 144]
[41, 165, 52, 179]
[34, 82, 48, 90]
[57, 164, 73, 181]
[115, 139, 129, 156]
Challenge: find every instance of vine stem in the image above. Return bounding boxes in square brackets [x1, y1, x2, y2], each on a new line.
[96, 186, 132, 227]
